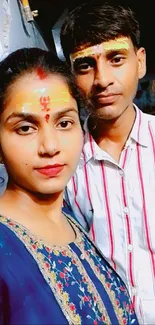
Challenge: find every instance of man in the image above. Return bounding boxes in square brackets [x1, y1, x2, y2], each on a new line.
[60, 1, 155, 323]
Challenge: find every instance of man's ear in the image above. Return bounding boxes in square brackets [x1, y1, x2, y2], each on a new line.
[137, 47, 146, 79]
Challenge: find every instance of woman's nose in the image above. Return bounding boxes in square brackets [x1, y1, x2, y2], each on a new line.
[38, 129, 60, 156]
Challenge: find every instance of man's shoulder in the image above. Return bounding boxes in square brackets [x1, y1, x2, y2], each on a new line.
[137, 110, 155, 147]
[142, 111, 155, 124]
[141, 111, 155, 136]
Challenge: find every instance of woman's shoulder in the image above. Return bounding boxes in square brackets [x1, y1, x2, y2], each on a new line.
[0, 216, 31, 270]
[0, 217, 20, 261]
[0, 216, 12, 243]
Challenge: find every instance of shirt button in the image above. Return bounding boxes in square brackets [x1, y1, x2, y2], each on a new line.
[128, 244, 133, 251]
[123, 206, 129, 214]
[119, 170, 124, 176]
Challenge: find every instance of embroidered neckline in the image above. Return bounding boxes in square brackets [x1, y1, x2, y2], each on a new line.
[0, 213, 81, 250]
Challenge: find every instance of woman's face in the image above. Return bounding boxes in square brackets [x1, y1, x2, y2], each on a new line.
[0, 72, 83, 195]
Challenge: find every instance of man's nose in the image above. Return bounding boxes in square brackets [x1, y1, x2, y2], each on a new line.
[94, 60, 114, 89]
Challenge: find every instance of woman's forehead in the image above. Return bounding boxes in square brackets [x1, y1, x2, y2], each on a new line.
[2, 73, 78, 118]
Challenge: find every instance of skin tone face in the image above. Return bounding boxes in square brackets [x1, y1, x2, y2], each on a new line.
[0, 72, 83, 197]
[70, 37, 146, 121]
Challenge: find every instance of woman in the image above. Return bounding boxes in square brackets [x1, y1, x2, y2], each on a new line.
[0, 48, 138, 325]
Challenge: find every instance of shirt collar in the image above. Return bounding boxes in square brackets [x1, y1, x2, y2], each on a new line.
[129, 104, 149, 147]
[82, 105, 149, 165]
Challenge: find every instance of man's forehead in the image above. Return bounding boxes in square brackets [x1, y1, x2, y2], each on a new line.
[70, 37, 130, 63]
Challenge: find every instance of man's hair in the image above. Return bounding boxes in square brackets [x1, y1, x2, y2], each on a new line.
[61, 0, 140, 61]
[0, 47, 83, 110]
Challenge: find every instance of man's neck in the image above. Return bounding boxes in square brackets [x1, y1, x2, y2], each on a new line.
[89, 105, 136, 161]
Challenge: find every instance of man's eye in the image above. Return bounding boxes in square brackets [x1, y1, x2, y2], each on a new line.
[75, 63, 91, 71]
[73, 57, 95, 73]
[112, 56, 124, 64]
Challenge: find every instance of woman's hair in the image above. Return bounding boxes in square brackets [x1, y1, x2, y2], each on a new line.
[61, 0, 140, 61]
[0, 47, 83, 110]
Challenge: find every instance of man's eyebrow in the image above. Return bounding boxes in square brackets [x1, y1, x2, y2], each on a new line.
[72, 48, 128, 65]
[74, 56, 95, 62]
[105, 48, 129, 56]
[73, 56, 95, 67]
[5, 108, 78, 123]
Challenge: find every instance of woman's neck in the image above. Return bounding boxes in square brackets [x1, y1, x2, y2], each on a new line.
[0, 185, 64, 224]
[0, 185, 76, 246]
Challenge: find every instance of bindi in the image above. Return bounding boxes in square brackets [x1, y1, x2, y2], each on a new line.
[45, 114, 50, 123]
[36, 67, 47, 80]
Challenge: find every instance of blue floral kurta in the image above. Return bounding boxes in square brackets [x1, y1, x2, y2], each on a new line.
[0, 213, 138, 324]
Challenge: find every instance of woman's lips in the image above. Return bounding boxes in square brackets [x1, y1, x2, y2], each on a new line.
[36, 165, 64, 177]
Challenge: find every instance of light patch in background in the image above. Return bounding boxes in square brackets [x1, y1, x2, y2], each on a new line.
[52, 9, 68, 61]
[0, 0, 11, 60]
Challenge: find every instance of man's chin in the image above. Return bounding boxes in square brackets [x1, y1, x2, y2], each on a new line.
[89, 103, 117, 120]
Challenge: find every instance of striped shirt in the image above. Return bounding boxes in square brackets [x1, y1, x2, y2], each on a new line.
[64, 106, 155, 324]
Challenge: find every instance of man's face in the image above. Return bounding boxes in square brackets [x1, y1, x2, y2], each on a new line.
[70, 37, 146, 120]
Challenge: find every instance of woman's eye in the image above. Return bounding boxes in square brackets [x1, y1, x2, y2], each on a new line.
[58, 120, 73, 129]
[16, 125, 37, 135]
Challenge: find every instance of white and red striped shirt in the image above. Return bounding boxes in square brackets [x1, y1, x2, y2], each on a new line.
[64, 106, 155, 324]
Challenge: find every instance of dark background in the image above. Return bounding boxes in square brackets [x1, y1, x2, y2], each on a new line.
[29, 0, 155, 74]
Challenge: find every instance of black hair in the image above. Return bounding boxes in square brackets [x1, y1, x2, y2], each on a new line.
[0, 47, 83, 110]
[61, 0, 140, 61]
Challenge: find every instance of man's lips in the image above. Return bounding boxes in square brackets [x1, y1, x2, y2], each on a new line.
[94, 93, 120, 105]
[35, 164, 65, 177]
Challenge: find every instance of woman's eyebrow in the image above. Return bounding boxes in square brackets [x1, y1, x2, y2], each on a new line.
[52, 107, 79, 119]
[5, 112, 39, 123]
[5, 108, 78, 123]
